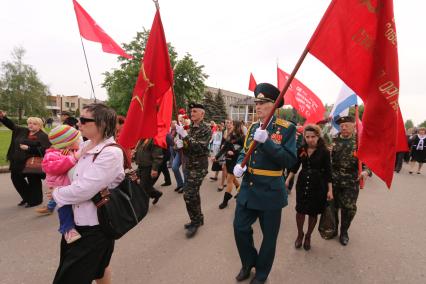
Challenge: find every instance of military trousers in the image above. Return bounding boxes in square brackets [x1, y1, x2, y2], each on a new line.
[183, 167, 207, 225]
[137, 166, 162, 199]
[233, 204, 282, 281]
[333, 184, 359, 233]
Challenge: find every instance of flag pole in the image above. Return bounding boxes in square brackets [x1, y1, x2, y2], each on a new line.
[241, 47, 309, 167]
[78, 36, 97, 102]
[240, 1, 336, 168]
[355, 104, 365, 189]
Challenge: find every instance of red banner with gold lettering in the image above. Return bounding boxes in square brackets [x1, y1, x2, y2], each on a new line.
[277, 67, 325, 124]
[309, 0, 400, 187]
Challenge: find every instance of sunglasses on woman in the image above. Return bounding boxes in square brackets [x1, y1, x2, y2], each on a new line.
[79, 117, 96, 124]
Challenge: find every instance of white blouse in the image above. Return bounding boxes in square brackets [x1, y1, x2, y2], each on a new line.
[52, 137, 125, 226]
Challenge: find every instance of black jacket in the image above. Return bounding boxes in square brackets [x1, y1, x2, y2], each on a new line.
[0, 116, 51, 171]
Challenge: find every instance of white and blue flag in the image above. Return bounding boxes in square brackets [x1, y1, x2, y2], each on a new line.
[329, 84, 358, 134]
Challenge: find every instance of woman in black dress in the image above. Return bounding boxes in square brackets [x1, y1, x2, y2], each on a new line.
[286, 124, 333, 250]
[409, 127, 426, 174]
[214, 120, 244, 209]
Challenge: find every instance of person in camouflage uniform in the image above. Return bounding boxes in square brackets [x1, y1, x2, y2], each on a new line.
[175, 103, 212, 238]
[134, 138, 164, 205]
[331, 116, 370, 246]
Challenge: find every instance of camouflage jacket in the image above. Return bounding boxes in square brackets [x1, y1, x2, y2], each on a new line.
[331, 134, 370, 187]
[134, 139, 164, 171]
[182, 120, 212, 169]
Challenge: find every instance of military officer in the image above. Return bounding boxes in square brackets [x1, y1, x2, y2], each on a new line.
[233, 83, 297, 284]
[175, 103, 212, 238]
[134, 138, 164, 205]
[331, 116, 370, 246]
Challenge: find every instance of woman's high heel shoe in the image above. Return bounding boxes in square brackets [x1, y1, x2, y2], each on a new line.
[303, 234, 311, 251]
[295, 233, 304, 249]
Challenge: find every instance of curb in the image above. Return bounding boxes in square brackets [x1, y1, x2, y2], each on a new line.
[0, 166, 10, 174]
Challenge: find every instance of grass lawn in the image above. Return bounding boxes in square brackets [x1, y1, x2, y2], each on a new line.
[0, 130, 11, 166]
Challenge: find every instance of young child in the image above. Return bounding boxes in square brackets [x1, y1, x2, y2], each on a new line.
[36, 125, 82, 243]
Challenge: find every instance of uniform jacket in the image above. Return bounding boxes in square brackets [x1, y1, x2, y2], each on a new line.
[331, 134, 370, 188]
[0, 116, 51, 171]
[42, 148, 78, 187]
[237, 116, 297, 210]
[182, 121, 212, 170]
[134, 139, 164, 171]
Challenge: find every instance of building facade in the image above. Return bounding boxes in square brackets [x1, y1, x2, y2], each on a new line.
[45, 95, 98, 117]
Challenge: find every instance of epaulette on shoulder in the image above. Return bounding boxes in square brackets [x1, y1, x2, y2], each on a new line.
[275, 118, 290, 128]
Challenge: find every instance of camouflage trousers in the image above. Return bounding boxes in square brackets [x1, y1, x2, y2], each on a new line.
[183, 167, 208, 225]
[333, 184, 359, 233]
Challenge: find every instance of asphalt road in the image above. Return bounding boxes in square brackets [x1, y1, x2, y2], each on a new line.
[0, 164, 425, 284]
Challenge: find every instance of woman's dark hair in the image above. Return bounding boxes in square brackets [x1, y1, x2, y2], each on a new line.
[83, 103, 117, 139]
[231, 120, 244, 138]
[302, 124, 326, 150]
[117, 115, 126, 125]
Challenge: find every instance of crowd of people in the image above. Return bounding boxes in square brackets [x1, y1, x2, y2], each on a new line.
[0, 82, 425, 283]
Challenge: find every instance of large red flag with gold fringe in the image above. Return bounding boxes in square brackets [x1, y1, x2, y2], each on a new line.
[118, 10, 173, 148]
[308, 0, 401, 187]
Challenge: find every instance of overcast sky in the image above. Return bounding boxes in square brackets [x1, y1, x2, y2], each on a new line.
[1, 0, 424, 124]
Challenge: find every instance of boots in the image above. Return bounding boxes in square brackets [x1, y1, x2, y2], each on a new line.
[219, 192, 233, 209]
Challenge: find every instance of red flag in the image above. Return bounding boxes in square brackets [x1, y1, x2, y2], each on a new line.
[153, 88, 173, 149]
[277, 67, 325, 124]
[73, 0, 132, 59]
[248, 73, 257, 92]
[118, 10, 173, 148]
[309, 0, 399, 187]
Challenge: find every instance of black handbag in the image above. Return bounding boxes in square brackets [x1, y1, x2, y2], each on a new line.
[318, 200, 337, 239]
[91, 144, 149, 240]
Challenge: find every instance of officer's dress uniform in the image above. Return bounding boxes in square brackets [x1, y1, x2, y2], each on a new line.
[181, 120, 212, 227]
[234, 116, 296, 281]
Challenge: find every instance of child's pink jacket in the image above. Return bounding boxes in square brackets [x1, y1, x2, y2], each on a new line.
[42, 148, 77, 187]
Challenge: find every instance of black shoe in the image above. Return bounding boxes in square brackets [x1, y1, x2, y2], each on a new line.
[174, 186, 183, 192]
[17, 200, 27, 206]
[152, 191, 163, 205]
[340, 232, 349, 246]
[184, 219, 204, 229]
[218, 192, 233, 209]
[185, 224, 199, 238]
[209, 177, 218, 181]
[294, 233, 304, 249]
[234, 193, 239, 199]
[235, 267, 252, 282]
[25, 203, 40, 208]
[303, 235, 311, 251]
[161, 182, 171, 186]
[250, 278, 265, 284]
[217, 186, 224, 192]
[177, 187, 184, 194]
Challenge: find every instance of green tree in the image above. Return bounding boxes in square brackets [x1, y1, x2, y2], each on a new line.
[0, 47, 49, 122]
[103, 31, 207, 114]
[202, 90, 215, 122]
[212, 89, 227, 123]
[419, 120, 426, 128]
[405, 119, 414, 129]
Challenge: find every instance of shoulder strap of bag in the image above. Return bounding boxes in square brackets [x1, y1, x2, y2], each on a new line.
[92, 143, 131, 170]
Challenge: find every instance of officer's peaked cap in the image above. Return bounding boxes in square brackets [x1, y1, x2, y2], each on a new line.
[254, 83, 283, 108]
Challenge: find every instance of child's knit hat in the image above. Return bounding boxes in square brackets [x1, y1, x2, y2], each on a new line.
[48, 125, 81, 149]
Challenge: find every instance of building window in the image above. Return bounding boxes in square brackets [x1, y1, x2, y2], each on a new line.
[71, 103, 75, 108]
[65, 102, 70, 108]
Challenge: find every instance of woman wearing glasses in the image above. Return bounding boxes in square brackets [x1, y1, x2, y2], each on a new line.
[51, 104, 125, 284]
[0, 110, 50, 207]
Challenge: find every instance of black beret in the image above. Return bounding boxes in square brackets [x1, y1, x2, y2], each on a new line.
[254, 83, 283, 108]
[335, 116, 355, 124]
[188, 102, 205, 110]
